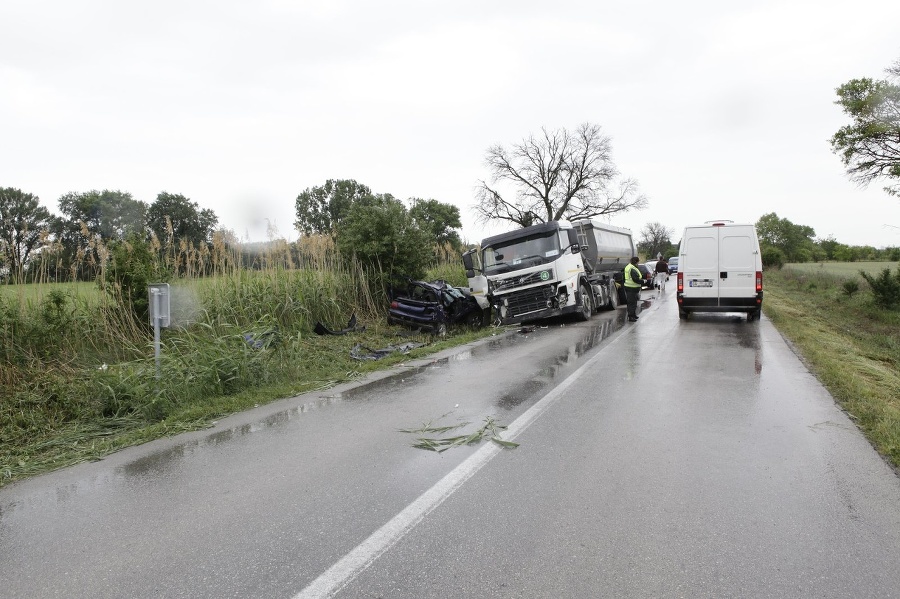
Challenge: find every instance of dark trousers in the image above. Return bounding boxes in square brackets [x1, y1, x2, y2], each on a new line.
[625, 286, 640, 318]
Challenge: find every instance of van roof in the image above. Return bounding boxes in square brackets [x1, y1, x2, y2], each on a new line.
[685, 222, 756, 229]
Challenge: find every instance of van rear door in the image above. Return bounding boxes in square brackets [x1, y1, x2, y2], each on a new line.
[681, 230, 719, 301]
[718, 227, 758, 301]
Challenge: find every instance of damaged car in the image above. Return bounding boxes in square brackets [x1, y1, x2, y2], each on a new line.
[387, 279, 487, 336]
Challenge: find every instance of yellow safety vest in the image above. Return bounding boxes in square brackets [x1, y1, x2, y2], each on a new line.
[624, 263, 642, 288]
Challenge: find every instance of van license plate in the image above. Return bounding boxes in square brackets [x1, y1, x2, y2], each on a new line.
[690, 279, 713, 287]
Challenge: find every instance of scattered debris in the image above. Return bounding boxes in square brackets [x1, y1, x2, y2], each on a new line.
[243, 328, 280, 349]
[350, 342, 425, 361]
[314, 313, 366, 336]
[400, 415, 519, 452]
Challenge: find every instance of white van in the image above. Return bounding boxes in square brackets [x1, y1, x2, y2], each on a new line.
[676, 221, 763, 321]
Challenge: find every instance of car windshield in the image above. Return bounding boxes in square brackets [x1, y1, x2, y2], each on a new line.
[483, 231, 561, 274]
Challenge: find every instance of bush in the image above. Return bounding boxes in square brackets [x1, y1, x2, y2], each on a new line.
[859, 267, 900, 309]
[842, 279, 860, 298]
[337, 200, 431, 291]
[762, 247, 785, 269]
[104, 236, 166, 324]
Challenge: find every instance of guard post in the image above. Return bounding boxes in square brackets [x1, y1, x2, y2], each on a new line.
[149, 283, 171, 379]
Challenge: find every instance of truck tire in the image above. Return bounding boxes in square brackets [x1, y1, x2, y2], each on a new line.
[576, 284, 593, 321]
[606, 281, 619, 310]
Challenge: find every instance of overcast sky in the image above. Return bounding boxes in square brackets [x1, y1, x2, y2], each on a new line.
[3, 0, 900, 248]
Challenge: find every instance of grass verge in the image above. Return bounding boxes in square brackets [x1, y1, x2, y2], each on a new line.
[763, 266, 900, 469]
[0, 324, 498, 487]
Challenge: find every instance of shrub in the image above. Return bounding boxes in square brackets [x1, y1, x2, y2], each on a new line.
[336, 200, 431, 291]
[762, 247, 785, 269]
[104, 235, 166, 324]
[842, 279, 860, 298]
[859, 267, 900, 309]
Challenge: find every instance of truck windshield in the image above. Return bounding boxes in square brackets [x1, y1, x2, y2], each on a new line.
[483, 232, 562, 274]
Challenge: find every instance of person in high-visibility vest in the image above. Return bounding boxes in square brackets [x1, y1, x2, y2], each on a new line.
[623, 256, 643, 321]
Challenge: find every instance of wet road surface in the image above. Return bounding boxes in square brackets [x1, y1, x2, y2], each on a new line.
[2, 290, 900, 598]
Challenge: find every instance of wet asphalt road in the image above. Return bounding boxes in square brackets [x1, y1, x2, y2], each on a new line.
[2, 290, 900, 598]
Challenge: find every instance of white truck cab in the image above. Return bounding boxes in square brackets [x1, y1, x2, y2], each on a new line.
[676, 221, 763, 321]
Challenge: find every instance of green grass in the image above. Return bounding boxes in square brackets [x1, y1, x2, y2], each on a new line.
[764, 265, 900, 469]
[0, 280, 100, 305]
[781, 261, 899, 277]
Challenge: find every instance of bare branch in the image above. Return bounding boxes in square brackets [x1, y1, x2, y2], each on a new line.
[473, 123, 647, 228]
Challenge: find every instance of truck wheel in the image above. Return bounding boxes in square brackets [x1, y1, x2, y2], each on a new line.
[576, 284, 593, 321]
[606, 282, 619, 310]
[678, 308, 689, 320]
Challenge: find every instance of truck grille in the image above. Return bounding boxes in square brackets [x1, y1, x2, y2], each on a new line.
[504, 285, 554, 318]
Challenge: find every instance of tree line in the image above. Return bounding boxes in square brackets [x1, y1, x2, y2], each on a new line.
[2, 121, 648, 289]
[0, 182, 468, 289]
[634, 213, 900, 268]
[0, 188, 219, 283]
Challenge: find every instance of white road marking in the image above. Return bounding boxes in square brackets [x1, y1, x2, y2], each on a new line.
[293, 319, 635, 599]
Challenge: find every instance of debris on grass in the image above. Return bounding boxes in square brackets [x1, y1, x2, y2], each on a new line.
[350, 342, 425, 360]
[314, 313, 366, 336]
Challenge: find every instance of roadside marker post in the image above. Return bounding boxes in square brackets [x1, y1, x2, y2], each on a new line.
[149, 283, 171, 379]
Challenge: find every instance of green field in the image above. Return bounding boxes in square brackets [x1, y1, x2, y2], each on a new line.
[783, 261, 899, 277]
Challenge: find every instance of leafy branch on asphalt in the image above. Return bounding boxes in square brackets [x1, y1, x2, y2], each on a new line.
[400, 415, 519, 452]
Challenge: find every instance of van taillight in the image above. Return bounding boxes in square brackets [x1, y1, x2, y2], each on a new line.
[756, 271, 763, 292]
[677, 272, 683, 292]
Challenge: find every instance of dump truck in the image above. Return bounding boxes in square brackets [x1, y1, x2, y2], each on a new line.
[462, 219, 635, 326]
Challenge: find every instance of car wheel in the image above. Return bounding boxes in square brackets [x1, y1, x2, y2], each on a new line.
[576, 284, 592, 321]
[432, 322, 448, 337]
[464, 311, 484, 328]
[678, 309, 689, 320]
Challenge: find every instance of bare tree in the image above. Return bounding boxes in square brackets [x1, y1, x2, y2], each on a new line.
[474, 123, 648, 227]
[637, 221, 675, 259]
